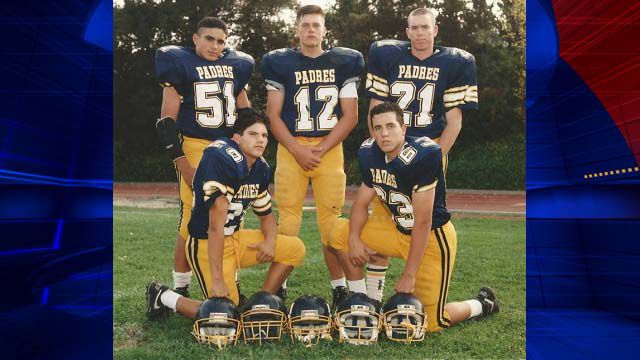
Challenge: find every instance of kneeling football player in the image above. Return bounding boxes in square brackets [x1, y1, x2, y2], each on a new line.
[147, 109, 306, 320]
[329, 102, 498, 332]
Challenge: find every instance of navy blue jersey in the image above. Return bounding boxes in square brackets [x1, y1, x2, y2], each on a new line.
[365, 40, 478, 138]
[358, 136, 450, 234]
[188, 138, 272, 239]
[260, 47, 364, 137]
[155, 46, 254, 140]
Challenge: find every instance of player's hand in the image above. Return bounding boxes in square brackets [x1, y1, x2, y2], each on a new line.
[395, 273, 416, 294]
[247, 240, 276, 263]
[292, 145, 322, 171]
[174, 157, 195, 189]
[349, 236, 376, 267]
[210, 281, 230, 298]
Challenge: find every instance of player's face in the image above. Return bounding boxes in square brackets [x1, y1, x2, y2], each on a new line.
[296, 14, 326, 49]
[236, 123, 269, 160]
[371, 112, 407, 155]
[193, 27, 227, 61]
[406, 14, 438, 52]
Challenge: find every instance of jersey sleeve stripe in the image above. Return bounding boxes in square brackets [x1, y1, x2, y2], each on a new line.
[444, 85, 470, 94]
[203, 180, 228, 196]
[265, 80, 284, 91]
[414, 180, 438, 193]
[252, 200, 272, 213]
[367, 73, 388, 84]
[339, 82, 359, 98]
[252, 193, 272, 208]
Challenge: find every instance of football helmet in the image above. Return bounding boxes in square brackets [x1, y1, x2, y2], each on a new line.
[334, 292, 382, 345]
[382, 293, 427, 343]
[191, 297, 241, 349]
[288, 295, 333, 346]
[240, 291, 287, 344]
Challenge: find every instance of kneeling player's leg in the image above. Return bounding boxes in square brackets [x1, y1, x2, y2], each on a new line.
[186, 235, 240, 304]
[147, 281, 203, 320]
[237, 230, 306, 293]
[411, 221, 457, 332]
[329, 216, 403, 295]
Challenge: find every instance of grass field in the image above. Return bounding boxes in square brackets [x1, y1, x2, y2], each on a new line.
[114, 206, 525, 359]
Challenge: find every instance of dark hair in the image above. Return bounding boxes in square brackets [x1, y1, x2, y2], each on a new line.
[407, 8, 436, 26]
[296, 5, 324, 23]
[233, 108, 270, 135]
[369, 102, 404, 128]
[196, 16, 228, 35]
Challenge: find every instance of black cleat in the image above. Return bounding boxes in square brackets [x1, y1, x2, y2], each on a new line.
[146, 281, 171, 321]
[475, 286, 500, 318]
[174, 285, 190, 298]
[331, 286, 349, 310]
[276, 286, 287, 304]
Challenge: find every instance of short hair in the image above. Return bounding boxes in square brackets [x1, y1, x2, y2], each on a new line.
[232, 108, 270, 135]
[196, 16, 228, 35]
[369, 102, 404, 128]
[296, 4, 325, 23]
[407, 8, 437, 26]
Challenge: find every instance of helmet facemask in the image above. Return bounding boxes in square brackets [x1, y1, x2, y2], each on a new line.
[288, 309, 333, 346]
[241, 305, 287, 344]
[191, 312, 241, 349]
[335, 305, 381, 345]
[383, 304, 427, 343]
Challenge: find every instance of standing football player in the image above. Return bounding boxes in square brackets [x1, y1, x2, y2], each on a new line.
[329, 102, 498, 332]
[154, 17, 254, 298]
[363, 8, 478, 302]
[260, 5, 364, 307]
[146, 110, 306, 320]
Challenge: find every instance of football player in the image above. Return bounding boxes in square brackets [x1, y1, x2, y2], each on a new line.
[363, 8, 478, 302]
[260, 5, 364, 307]
[146, 110, 305, 320]
[328, 103, 498, 332]
[154, 16, 254, 297]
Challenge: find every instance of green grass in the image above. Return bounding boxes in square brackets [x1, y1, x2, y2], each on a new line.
[114, 207, 525, 359]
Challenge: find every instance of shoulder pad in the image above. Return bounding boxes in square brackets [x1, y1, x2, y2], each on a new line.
[371, 40, 409, 52]
[226, 48, 255, 65]
[157, 45, 191, 58]
[329, 47, 363, 65]
[262, 48, 298, 66]
[440, 46, 475, 62]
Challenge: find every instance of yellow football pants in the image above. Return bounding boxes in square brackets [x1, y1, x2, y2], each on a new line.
[329, 216, 457, 332]
[176, 136, 211, 240]
[274, 138, 346, 245]
[186, 230, 306, 304]
[370, 137, 447, 219]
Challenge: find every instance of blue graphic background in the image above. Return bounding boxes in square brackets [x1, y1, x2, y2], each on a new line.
[0, 0, 112, 358]
[527, 0, 640, 358]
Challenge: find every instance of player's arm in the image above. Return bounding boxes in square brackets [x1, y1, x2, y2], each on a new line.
[266, 89, 321, 171]
[236, 89, 251, 109]
[250, 212, 277, 263]
[207, 195, 230, 297]
[438, 107, 463, 155]
[158, 86, 196, 188]
[316, 96, 358, 157]
[395, 188, 435, 294]
[367, 98, 384, 137]
[348, 183, 377, 267]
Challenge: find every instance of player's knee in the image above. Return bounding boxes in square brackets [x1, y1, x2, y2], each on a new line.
[289, 236, 306, 267]
[328, 218, 350, 251]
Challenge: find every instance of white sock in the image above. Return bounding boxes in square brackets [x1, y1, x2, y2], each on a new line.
[347, 279, 367, 294]
[160, 289, 181, 312]
[365, 264, 388, 301]
[464, 299, 483, 318]
[330, 277, 346, 289]
[172, 270, 192, 289]
[282, 278, 287, 289]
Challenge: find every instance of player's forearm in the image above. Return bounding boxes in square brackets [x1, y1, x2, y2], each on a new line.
[404, 220, 431, 276]
[236, 90, 251, 109]
[268, 114, 299, 152]
[318, 111, 357, 153]
[259, 213, 278, 244]
[348, 200, 370, 240]
[207, 225, 225, 281]
[439, 109, 463, 155]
